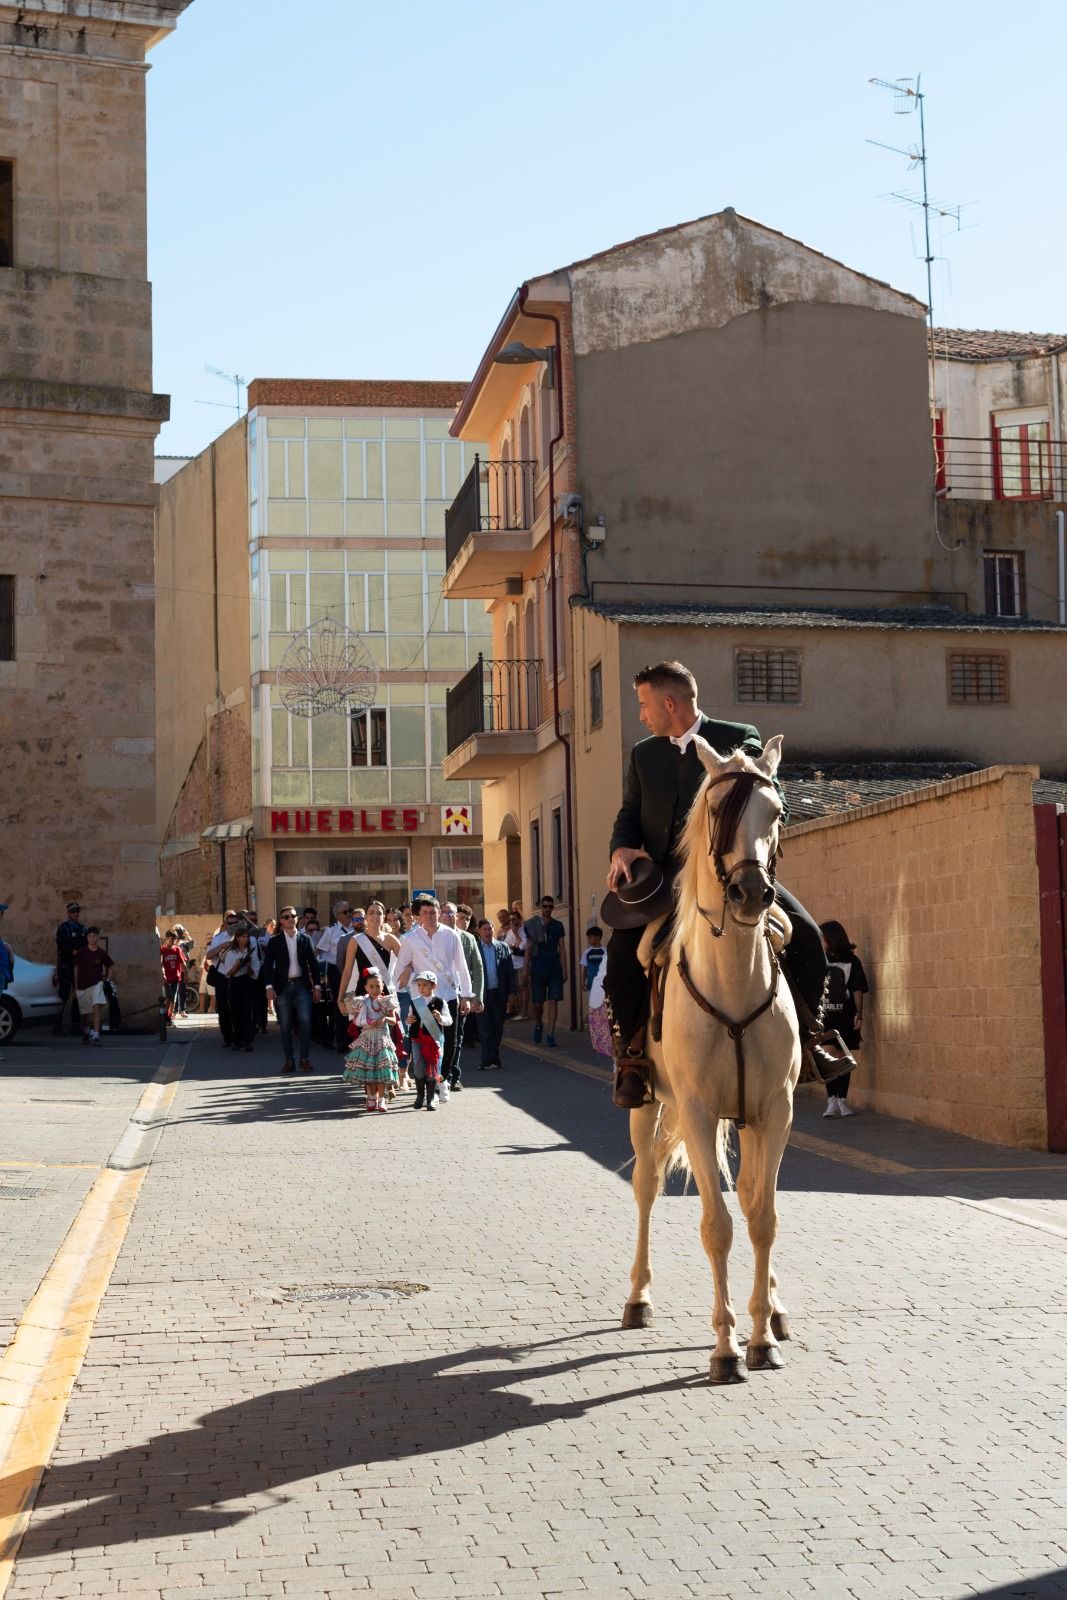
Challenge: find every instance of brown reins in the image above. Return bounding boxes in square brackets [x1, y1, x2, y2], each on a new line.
[676, 935, 780, 1129]
[680, 767, 785, 1127]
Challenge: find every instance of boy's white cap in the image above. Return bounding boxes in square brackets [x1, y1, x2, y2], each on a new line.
[413, 969, 438, 984]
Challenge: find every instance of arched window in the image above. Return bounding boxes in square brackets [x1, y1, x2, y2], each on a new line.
[538, 371, 555, 471]
[499, 435, 512, 529]
[524, 596, 541, 727]
[518, 405, 534, 525]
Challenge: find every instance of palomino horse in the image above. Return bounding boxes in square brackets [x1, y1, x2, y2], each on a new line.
[622, 735, 802, 1384]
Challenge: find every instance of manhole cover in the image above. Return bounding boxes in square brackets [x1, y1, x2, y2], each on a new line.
[0, 1178, 49, 1200]
[277, 1281, 429, 1304]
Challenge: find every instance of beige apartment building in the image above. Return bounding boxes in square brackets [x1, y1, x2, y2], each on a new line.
[442, 210, 1067, 1005]
[0, 0, 190, 1021]
[156, 381, 490, 926]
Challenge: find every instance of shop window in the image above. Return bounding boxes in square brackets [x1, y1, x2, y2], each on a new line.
[432, 846, 484, 912]
[983, 551, 1026, 619]
[948, 652, 1009, 704]
[0, 162, 12, 267]
[351, 707, 387, 766]
[0, 576, 12, 659]
[735, 648, 801, 704]
[589, 660, 603, 728]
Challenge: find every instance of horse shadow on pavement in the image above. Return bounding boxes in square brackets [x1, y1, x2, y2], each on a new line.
[11, 1331, 707, 1557]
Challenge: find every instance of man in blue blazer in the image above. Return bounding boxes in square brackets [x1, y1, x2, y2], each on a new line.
[474, 918, 517, 1070]
[262, 906, 323, 1073]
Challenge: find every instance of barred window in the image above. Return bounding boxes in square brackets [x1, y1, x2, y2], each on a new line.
[589, 660, 603, 728]
[948, 652, 1009, 704]
[735, 648, 801, 704]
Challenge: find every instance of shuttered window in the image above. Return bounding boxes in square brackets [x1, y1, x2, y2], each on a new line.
[948, 652, 1009, 704]
[0, 576, 13, 660]
[735, 648, 801, 703]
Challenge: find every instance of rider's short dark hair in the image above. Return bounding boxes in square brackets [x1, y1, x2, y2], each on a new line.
[633, 660, 697, 699]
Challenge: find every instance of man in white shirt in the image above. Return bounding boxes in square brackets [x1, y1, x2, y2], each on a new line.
[395, 894, 473, 1097]
[315, 899, 354, 1052]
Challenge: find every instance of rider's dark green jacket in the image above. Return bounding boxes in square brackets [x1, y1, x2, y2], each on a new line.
[608, 714, 788, 869]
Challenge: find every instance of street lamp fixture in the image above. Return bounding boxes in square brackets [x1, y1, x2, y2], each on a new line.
[493, 341, 555, 386]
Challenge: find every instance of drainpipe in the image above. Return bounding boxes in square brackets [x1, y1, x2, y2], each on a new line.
[1058, 511, 1065, 627]
[517, 283, 579, 1032]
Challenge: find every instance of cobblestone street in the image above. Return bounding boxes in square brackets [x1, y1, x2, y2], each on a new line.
[2, 1017, 1067, 1599]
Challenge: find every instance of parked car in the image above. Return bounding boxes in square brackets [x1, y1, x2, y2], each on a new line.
[0, 954, 63, 1043]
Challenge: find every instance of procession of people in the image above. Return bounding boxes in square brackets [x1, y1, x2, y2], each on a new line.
[155, 660, 864, 1122]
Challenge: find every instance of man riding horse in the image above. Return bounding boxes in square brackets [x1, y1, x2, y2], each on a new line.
[603, 660, 854, 1109]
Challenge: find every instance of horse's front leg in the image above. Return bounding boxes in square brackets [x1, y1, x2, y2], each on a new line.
[622, 1102, 659, 1329]
[737, 1099, 792, 1371]
[683, 1105, 745, 1384]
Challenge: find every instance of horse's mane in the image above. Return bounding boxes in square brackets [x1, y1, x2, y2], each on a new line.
[672, 749, 766, 949]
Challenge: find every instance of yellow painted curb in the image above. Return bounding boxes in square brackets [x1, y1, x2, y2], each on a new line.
[0, 1051, 187, 1597]
[787, 1129, 915, 1177]
[505, 1035, 613, 1083]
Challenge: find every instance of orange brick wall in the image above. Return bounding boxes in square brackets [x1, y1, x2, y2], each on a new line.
[782, 765, 1048, 1149]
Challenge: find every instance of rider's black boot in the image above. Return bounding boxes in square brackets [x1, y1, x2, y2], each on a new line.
[779, 958, 857, 1082]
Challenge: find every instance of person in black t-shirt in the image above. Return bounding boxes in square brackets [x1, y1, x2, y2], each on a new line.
[819, 921, 869, 1119]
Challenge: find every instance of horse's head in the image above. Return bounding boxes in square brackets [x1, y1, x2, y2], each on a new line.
[678, 736, 785, 934]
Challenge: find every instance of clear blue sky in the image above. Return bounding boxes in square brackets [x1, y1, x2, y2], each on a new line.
[149, 0, 1066, 457]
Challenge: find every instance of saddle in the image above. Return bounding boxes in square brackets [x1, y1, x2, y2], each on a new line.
[611, 909, 794, 1113]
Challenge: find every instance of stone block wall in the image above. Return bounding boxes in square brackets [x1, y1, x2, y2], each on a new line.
[782, 765, 1048, 1149]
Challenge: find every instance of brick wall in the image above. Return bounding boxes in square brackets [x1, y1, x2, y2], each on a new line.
[782, 765, 1048, 1149]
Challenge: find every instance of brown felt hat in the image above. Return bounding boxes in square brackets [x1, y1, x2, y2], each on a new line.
[600, 857, 674, 930]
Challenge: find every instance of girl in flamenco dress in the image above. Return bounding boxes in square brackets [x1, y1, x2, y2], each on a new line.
[342, 968, 400, 1113]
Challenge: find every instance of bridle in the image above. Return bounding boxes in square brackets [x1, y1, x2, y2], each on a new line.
[678, 767, 785, 1128]
[698, 771, 783, 938]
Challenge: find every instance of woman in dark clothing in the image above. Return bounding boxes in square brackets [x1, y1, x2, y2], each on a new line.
[819, 921, 869, 1119]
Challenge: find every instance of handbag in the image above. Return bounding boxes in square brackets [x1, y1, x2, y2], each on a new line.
[205, 963, 219, 989]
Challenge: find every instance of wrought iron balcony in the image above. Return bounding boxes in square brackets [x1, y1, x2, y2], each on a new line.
[936, 432, 1067, 501]
[444, 655, 545, 779]
[445, 454, 538, 572]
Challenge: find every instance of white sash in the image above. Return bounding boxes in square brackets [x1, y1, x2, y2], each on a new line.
[345, 932, 398, 995]
[411, 994, 446, 1043]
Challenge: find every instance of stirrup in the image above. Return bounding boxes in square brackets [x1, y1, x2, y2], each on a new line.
[803, 1028, 857, 1084]
[612, 1053, 656, 1108]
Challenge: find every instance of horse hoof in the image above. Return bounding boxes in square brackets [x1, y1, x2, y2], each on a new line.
[709, 1355, 747, 1385]
[745, 1342, 785, 1372]
[621, 1302, 653, 1330]
[770, 1311, 792, 1342]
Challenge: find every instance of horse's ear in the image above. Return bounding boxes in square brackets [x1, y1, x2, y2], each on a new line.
[755, 735, 784, 778]
[693, 735, 728, 776]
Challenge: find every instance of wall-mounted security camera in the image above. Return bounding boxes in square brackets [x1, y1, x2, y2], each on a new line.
[557, 492, 584, 530]
[585, 514, 607, 547]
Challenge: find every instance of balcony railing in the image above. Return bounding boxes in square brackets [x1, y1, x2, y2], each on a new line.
[446, 654, 543, 754]
[444, 455, 538, 569]
[936, 433, 1067, 500]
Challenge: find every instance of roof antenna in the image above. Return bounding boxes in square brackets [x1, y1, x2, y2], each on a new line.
[869, 75, 964, 552]
[196, 365, 248, 416]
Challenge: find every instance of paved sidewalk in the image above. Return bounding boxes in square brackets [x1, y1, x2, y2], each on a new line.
[0, 1032, 169, 1358]
[6, 1017, 1067, 1599]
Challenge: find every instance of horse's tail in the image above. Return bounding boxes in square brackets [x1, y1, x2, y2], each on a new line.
[655, 1110, 736, 1194]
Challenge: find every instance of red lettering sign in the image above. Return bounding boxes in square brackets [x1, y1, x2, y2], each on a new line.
[268, 808, 426, 835]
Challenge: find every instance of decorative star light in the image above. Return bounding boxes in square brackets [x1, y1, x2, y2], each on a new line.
[277, 617, 379, 719]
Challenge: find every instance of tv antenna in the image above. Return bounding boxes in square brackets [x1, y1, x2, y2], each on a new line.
[196, 365, 247, 415]
[868, 76, 963, 551]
